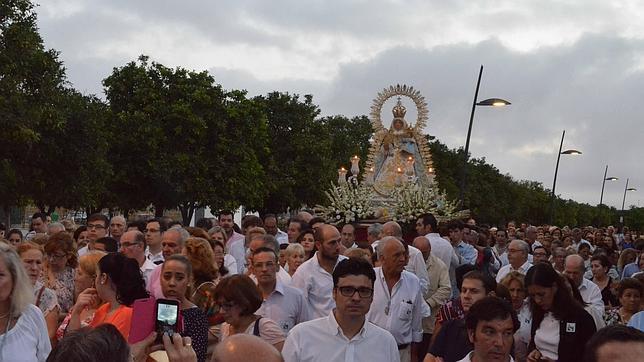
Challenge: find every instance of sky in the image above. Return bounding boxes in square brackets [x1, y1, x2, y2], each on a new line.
[35, 0, 643, 209]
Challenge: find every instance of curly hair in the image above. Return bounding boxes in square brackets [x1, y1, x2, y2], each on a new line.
[16, 241, 44, 257]
[617, 278, 643, 298]
[97, 253, 148, 306]
[45, 232, 78, 268]
[184, 237, 218, 285]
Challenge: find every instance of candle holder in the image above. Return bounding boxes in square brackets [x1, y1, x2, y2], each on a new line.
[338, 167, 347, 184]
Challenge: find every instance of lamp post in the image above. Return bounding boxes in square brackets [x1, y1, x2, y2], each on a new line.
[620, 178, 637, 223]
[459, 65, 511, 207]
[599, 165, 619, 206]
[549, 130, 582, 224]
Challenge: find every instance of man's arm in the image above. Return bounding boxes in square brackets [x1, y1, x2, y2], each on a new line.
[426, 265, 451, 310]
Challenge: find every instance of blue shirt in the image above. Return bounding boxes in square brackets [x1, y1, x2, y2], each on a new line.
[455, 242, 477, 266]
[627, 311, 644, 332]
[622, 261, 641, 279]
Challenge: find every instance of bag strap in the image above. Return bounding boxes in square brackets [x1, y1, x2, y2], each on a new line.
[252, 317, 262, 337]
[35, 286, 46, 307]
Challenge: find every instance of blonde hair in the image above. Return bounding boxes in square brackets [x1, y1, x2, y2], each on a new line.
[344, 248, 373, 265]
[184, 237, 218, 284]
[500, 271, 526, 289]
[79, 251, 107, 280]
[0, 243, 34, 316]
[285, 243, 305, 258]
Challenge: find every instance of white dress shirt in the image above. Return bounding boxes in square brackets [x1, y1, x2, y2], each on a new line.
[223, 254, 238, 275]
[140, 258, 158, 287]
[458, 351, 514, 362]
[579, 278, 605, 319]
[371, 240, 430, 296]
[496, 260, 533, 283]
[367, 268, 426, 345]
[256, 279, 311, 334]
[291, 253, 348, 319]
[282, 311, 400, 362]
[226, 233, 246, 274]
[145, 248, 164, 264]
[425, 233, 456, 270]
[276, 230, 289, 245]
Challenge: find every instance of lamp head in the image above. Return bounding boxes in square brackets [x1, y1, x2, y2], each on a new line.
[561, 149, 582, 155]
[477, 98, 511, 106]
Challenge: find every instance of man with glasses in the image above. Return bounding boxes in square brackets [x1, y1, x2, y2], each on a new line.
[79, 213, 109, 257]
[292, 224, 347, 319]
[495, 240, 532, 283]
[251, 246, 310, 334]
[283, 257, 399, 362]
[120, 230, 157, 286]
[145, 218, 166, 265]
[369, 237, 426, 362]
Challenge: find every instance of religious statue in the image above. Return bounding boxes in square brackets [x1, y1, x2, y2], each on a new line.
[365, 85, 435, 196]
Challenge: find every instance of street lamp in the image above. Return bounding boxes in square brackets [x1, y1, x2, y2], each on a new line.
[549, 130, 582, 224]
[599, 165, 619, 206]
[621, 178, 637, 215]
[459, 65, 510, 206]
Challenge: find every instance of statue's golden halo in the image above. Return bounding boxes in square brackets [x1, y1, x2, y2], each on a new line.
[369, 84, 429, 134]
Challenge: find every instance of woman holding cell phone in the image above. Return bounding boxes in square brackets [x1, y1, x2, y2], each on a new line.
[160, 254, 209, 362]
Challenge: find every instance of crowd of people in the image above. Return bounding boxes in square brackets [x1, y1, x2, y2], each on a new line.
[1, 211, 644, 362]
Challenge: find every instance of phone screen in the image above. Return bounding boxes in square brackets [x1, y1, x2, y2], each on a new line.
[156, 301, 179, 340]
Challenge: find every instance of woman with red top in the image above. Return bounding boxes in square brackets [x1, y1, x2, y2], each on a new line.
[67, 252, 148, 339]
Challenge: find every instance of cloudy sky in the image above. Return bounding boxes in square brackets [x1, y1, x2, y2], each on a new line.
[36, 0, 643, 209]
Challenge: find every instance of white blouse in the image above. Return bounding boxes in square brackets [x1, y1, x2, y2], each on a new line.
[0, 304, 51, 362]
[534, 312, 559, 360]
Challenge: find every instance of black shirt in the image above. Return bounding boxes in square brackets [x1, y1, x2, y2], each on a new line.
[428, 319, 472, 362]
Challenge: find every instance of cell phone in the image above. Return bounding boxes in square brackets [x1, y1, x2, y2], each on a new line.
[155, 298, 180, 343]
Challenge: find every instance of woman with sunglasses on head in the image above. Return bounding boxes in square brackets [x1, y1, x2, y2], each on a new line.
[16, 242, 59, 344]
[214, 274, 285, 351]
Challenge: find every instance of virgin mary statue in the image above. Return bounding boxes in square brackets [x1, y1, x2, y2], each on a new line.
[371, 98, 429, 195]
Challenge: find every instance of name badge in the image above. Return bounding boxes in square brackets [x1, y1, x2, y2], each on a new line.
[566, 323, 576, 333]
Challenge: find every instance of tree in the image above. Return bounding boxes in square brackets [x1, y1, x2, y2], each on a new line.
[321, 115, 373, 175]
[0, 0, 67, 211]
[252, 92, 334, 214]
[104, 56, 268, 222]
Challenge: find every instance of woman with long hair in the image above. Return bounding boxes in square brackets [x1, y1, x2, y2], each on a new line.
[67, 252, 148, 339]
[42, 232, 78, 315]
[590, 254, 619, 308]
[0, 243, 51, 361]
[525, 263, 596, 362]
[209, 226, 237, 275]
[16, 242, 60, 343]
[55, 251, 106, 341]
[183, 237, 221, 322]
[296, 229, 316, 260]
[161, 255, 209, 362]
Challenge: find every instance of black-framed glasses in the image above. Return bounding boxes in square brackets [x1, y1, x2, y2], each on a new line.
[337, 286, 373, 298]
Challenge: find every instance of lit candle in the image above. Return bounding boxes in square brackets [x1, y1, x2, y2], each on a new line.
[350, 155, 360, 176]
[338, 167, 347, 184]
[365, 167, 374, 185]
[396, 167, 404, 185]
[405, 156, 415, 176]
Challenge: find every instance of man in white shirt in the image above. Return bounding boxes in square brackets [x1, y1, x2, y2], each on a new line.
[251, 246, 310, 334]
[374, 221, 430, 296]
[283, 257, 399, 362]
[368, 237, 426, 362]
[263, 214, 288, 245]
[340, 224, 357, 250]
[78, 213, 109, 257]
[496, 240, 533, 283]
[292, 224, 347, 318]
[109, 215, 126, 242]
[220, 211, 246, 274]
[249, 234, 292, 285]
[571, 227, 592, 252]
[144, 219, 165, 265]
[453, 296, 518, 362]
[119, 230, 157, 286]
[416, 213, 456, 270]
[565, 254, 605, 326]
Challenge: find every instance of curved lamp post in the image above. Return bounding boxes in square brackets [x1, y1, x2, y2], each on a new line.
[599, 165, 619, 206]
[459, 65, 510, 207]
[549, 130, 582, 223]
[620, 178, 637, 223]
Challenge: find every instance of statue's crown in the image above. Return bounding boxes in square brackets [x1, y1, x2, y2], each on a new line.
[392, 97, 406, 119]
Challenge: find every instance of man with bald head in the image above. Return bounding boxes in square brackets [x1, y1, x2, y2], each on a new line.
[496, 239, 533, 282]
[369, 237, 426, 362]
[120, 230, 157, 286]
[212, 334, 283, 362]
[374, 221, 430, 295]
[566, 254, 604, 321]
[413, 236, 451, 358]
[292, 224, 348, 318]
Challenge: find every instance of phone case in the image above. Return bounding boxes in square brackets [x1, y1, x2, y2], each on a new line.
[128, 296, 157, 343]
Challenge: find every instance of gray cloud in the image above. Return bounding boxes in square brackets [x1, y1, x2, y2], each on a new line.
[34, 1, 644, 209]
